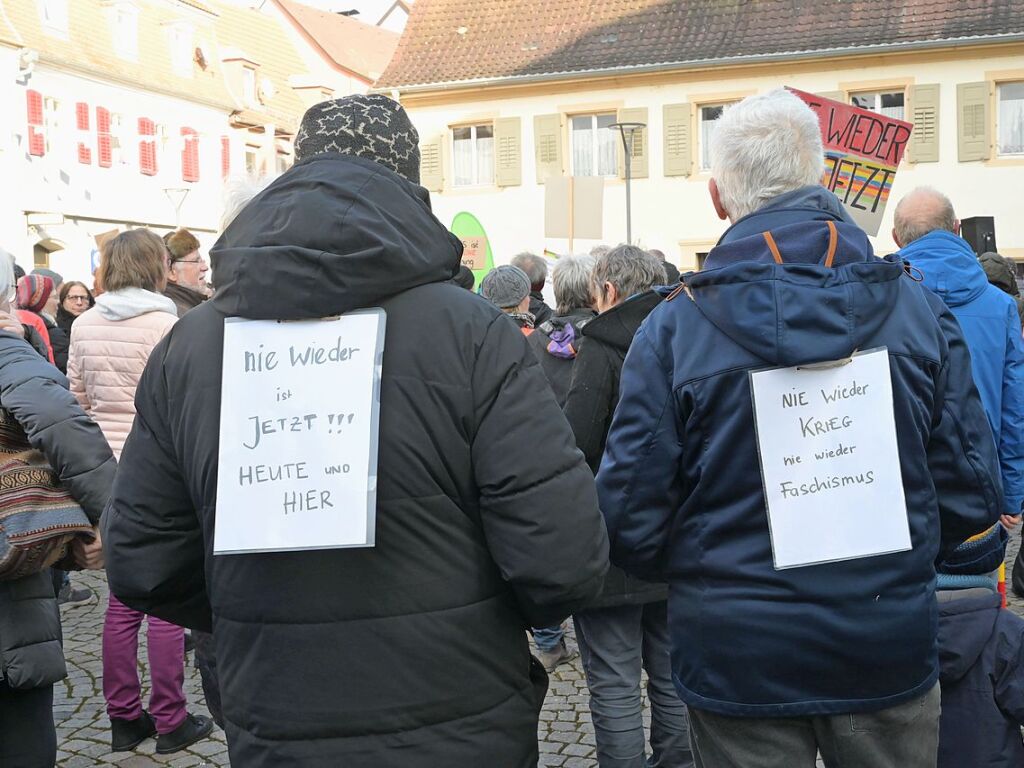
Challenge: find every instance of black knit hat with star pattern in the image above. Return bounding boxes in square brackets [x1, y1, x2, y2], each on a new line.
[293, 94, 421, 184]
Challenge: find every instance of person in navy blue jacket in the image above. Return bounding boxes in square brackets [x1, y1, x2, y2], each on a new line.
[596, 89, 1003, 768]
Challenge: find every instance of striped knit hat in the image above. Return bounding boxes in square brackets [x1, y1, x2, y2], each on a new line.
[16, 274, 54, 314]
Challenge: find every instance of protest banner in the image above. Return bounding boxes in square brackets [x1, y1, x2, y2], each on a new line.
[214, 310, 385, 554]
[451, 211, 494, 288]
[749, 348, 911, 569]
[788, 88, 913, 236]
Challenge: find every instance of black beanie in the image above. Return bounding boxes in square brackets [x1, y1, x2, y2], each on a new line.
[293, 94, 421, 184]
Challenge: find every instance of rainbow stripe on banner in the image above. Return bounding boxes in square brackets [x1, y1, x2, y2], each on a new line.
[821, 153, 897, 216]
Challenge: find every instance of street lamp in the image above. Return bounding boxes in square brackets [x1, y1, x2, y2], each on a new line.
[609, 121, 645, 245]
[163, 187, 190, 229]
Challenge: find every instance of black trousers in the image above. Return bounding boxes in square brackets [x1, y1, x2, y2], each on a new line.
[0, 679, 56, 768]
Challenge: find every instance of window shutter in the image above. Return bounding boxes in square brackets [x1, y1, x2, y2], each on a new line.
[816, 91, 845, 103]
[533, 114, 563, 183]
[908, 84, 940, 163]
[138, 117, 157, 175]
[75, 102, 91, 165]
[957, 82, 991, 162]
[181, 127, 199, 182]
[663, 103, 693, 177]
[221, 136, 231, 179]
[96, 107, 112, 168]
[616, 107, 648, 179]
[26, 90, 45, 156]
[494, 117, 522, 187]
[419, 134, 444, 192]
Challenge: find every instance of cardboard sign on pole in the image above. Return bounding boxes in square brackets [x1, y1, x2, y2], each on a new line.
[450, 212, 494, 289]
[788, 88, 913, 236]
[544, 177, 604, 249]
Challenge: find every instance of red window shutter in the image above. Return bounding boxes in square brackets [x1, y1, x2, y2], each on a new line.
[96, 107, 112, 168]
[76, 102, 91, 164]
[221, 135, 230, 179]
[181, 127, 199, 182]
[26, 90, 45, 157]
[138, 117, 157, 176]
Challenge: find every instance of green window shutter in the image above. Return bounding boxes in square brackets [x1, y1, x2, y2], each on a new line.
[419, 134, 444, 192]
[908, 84, 940, 163]
[494, 117, 521, 187]
[663, 103, 693, 177]
[957, 82, 991, 162]
[816, 91, 845, 103]
[616, 107, 648, 179]
[533, 114, 563, 183]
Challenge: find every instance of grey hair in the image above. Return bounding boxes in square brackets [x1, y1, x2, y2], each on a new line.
[0, 250, 15, 303]
[893, 187, 958, 246]
[551, 255, 595, 315]
[592, 245, 666, 301]
[221, 174, 277, 231]
[589, 244, 611, 258]
[510, 252, 548, 288]
[710, 88, 825, 220]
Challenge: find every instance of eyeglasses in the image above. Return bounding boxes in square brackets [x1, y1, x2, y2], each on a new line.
[66, 295, 90, 303]
[173, 259, 205, 266]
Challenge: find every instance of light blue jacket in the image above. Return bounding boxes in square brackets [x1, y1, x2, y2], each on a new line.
[900, 230, 1024, 517]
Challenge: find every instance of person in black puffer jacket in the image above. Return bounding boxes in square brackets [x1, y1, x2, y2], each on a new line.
[0, 258, 115, 767]
[563, 245, 693, 768]
[102, 95, 608, 768]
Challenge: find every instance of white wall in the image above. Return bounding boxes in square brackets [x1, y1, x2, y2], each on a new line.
[4, 63, 229, 281]
[404, 49, 1024, 270]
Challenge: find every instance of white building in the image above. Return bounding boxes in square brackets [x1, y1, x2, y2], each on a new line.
[378, 0, 1024, 271]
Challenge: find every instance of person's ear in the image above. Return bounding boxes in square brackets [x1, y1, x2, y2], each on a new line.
[892, 227, 904, 249]
[604, 282, 618, 307]
[953, 219, 961, 237]
[709, 178, 729, 221]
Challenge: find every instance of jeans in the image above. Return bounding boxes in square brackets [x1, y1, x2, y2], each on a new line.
[102, 594, 187, 734]
[534, 624, 564, 653]
[688, 683, 940, 768]
[0, 679, 56, 768]
[575, 601, 693, 768]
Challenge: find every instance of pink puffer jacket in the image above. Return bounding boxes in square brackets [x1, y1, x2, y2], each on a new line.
[68, 289, 177, 459]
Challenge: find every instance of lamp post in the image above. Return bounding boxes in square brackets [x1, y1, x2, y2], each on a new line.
[163, 188, 190, 229]
[609, 121, 645, 245]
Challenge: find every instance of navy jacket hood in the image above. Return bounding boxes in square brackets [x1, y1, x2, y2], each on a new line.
[717, 185, 852, 246]
[211, 154, 463, 320]
[691, 221, 903, 367]
[937, 592, 1001, 684]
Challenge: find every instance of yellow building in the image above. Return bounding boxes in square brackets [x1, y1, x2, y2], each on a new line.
[377, 0, 1024, 270]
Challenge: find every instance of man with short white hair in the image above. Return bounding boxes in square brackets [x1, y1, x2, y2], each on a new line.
[597, 89, 1001, 767]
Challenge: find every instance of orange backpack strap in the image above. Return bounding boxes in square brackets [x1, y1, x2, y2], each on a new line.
[762, 231, 784, 264]
[824, 220, 839, 268]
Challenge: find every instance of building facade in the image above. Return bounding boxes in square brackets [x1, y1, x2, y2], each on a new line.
[0, 0, 384, 281]
[378, 0, 1024, 271]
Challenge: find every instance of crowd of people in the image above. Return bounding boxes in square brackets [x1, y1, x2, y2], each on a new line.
[1, 89, 1023, 768]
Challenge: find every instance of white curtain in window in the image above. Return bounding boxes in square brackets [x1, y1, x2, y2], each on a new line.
[700, 106, 724, 170]
[476, 125, 494, 185]
[452, 127, 473, 186]
[572, 117, 594, 177]
[999, 83, 1024, 155]
[597, 114, 617, 176]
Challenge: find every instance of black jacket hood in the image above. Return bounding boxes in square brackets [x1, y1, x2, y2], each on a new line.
[583, 290, 662, 352]
[937, 591, 1001, 684]
[211, 154, 463, 320]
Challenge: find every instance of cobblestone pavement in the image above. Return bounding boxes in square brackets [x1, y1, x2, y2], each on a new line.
[55, 528, 1024, 767]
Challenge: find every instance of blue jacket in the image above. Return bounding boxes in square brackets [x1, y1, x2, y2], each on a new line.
[899, 231, 1024, 518]
[596, 191, 1003, 717]
[937, 591, 1024, 768]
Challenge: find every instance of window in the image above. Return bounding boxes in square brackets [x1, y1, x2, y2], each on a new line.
[169, 24, 194, 77]
[276, 152, 292, 174]
[138, 117, 157, 176]
[451, 124, 494, 187]
[997, 82, 1024, 157]
[113, 4, 139, 60]
[570, 114, 616, 177]
[43, 96, 61, 155]
[699, 104, 730, 171]
[850, 90, 905, 121]
[242, 67, 257, 105]
[39, 0, 68, 36]
[244, 145, 260, 175]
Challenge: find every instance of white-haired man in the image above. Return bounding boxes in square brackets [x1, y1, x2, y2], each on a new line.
[596, 89, 1001, 767]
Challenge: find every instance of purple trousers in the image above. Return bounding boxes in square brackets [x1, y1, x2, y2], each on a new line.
[102, 594, 187, 734]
